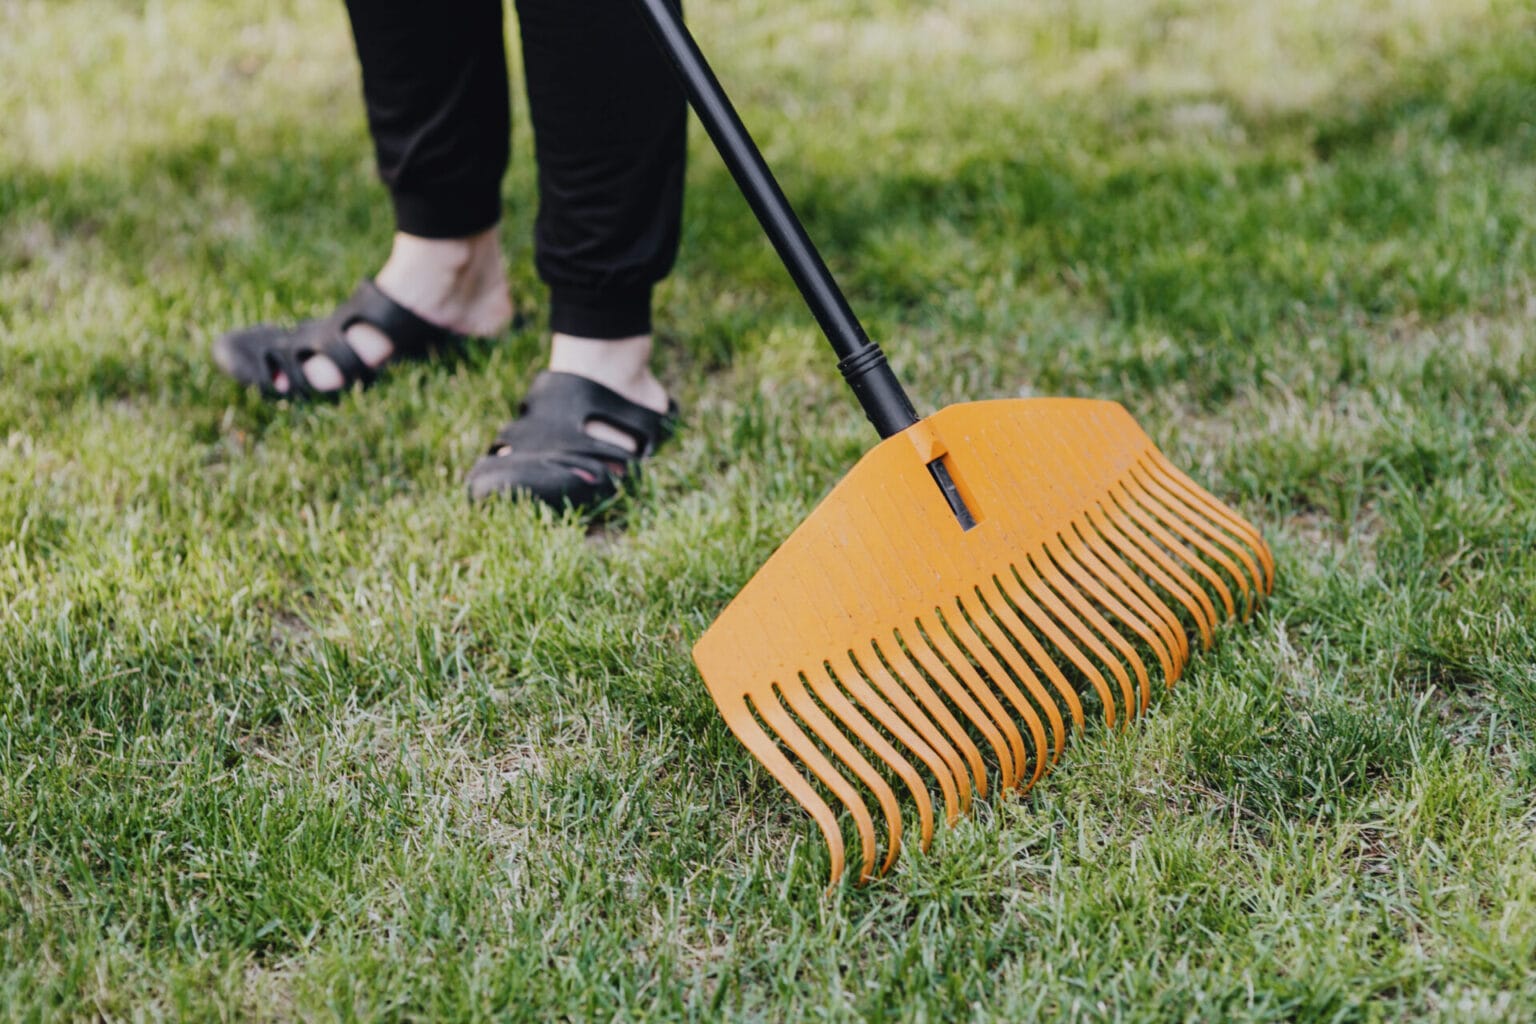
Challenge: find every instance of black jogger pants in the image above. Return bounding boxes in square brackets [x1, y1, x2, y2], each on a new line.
[342, 0, 687, 338]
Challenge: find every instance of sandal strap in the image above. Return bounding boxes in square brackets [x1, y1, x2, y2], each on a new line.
[318, 329, 376, 388]
[491, 371, 679, 460]
[263, 341, 324, 400]
[212, 279, 465, 400]
[467, 371, 681, 507]
[334, 280, 462, 361]
[294, 282, 455, 393]
[259, 314, 373, 398]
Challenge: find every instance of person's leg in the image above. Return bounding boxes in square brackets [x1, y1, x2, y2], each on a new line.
[215, 0, 514, 396]
[515, 0, 687, 427]
[315, 0, 518, 389]
[465, 0, 687, 503]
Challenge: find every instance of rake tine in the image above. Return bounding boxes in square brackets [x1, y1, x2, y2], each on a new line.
[825, 509, 979, 817]
[1015, 556, 1141, 725]
[1144, 450, 1275, 592]
[994, 565, 1120, 729]
[977, 578, 1088, 732]
[736, 566, 912, 877]
[754, 685, 880, 882]
[1032, 547, 1153, 718]
[735, 695, 849, 883]
[976, 417, 1167, 687]
[979, 425, 1111, 730]
[860, 457, 1026, 798]
[1133, 460, 1265, 590]
[1124, 467, 1258, 620]
[1088, 499, 1219, 647]
[833, 650, 965, 831]
[1068, 518, 1191, 679]
[1045, 533, 1176, 700]
[957, 590, 1069, 763]
[867, 639, 986, 809]
[1108, 481, 1239, 621]
[921, 610, 1046, 790]
[984, 416, 1139, 722]
[1056, 525, 1184, 681]
[1131, 462, 1267, 609]
[772, 547, 945, 859]
[799, 663, 933, 870]
[867, 451, 1040, 792]
[899, 622, 1023, 792]
[817, 491, 987, 814]
[940, 602, 1054, 789]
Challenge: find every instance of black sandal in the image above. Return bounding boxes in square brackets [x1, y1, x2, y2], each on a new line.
[211, 280, 464, 400]
[466, 371, 680, 510]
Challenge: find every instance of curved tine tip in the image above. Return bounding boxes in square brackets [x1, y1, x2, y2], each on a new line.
[901, 621, 1019, 795]
[914, 612, 1027, 789]
[1112, 481, 1238, 622]
[1071, 517, 1189, 675]
[962, 588, 1068, 762]
[983, 575, 1087, 734]
[818, 656, 941, 860]
[739, 694, 849, 886]
[1131, 464, 1260, 617]
[1000, 563, 1118, 731]
[848, 648, 970, 824]
[759, 684, 881, 882]
[1045, 535, 1165, 713]
[1091, 499, 1218, 648]
[1144, 450, 1276, 591]
[1023, 552, 1142, 727]
[800, 677, 913, 874]
[943, 603, 1050, 791]
[871, 643, 980, 817]
[934, 611, 1039, 791]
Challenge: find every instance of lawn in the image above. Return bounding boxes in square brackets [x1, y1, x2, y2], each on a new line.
[3, 0, 1536, 1019]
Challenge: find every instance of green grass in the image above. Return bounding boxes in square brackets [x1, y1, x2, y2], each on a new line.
[3, 0, 1536, 1019]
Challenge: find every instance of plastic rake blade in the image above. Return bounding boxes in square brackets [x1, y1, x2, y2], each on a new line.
[694, 398, 1274, 885]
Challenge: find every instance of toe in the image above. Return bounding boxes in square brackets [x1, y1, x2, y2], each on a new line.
[299, 354, 345, 393]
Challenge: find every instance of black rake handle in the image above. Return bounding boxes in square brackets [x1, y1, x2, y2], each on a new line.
[631, 0, 921, 440]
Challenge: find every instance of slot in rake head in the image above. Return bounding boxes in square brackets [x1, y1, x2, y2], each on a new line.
[694, 398, 1274, 885]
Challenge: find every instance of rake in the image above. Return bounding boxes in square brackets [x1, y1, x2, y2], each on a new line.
[635, 0, 1275, 884]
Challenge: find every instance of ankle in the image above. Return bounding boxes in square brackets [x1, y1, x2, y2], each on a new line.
[549, 333, 668, 412]
[373, 227, 512, 337]
[382, 230, 484, 277]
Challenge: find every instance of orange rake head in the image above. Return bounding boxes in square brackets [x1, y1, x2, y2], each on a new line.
[629, 0, 1275, 888]
[693, 398, 1273, 885]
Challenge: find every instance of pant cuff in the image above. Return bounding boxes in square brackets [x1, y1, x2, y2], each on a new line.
[391, 187, 502, 240]
[549, 285, 653, 339]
